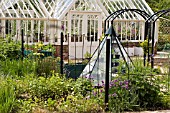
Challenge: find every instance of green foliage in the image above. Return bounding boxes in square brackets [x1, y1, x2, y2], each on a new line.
[157, 34, 170, 51]
[99, 59, 170, 112]
[0, 77, 16, 113]
[36, 57, 60, 77]
[146, 0, 170, 13]
[57, 94, 103, 112]
[25, 42, 56, 56]
[129, 74, 163, 110]
[0, 46, 169, 113]
[129, 59, 169, 110]
[140, 39, 149, 54]
[0, 59, 37, 77]
[161, 94, 170, 108]
[0, 37, 21, 60]
[13, 73, 94, 112]
[42, 44, 55, 52]
[163, 43, 170, 51]
[82, 51, 92, 64]
[84, 51, 92, 59]
[0, 57, 61, 78]
[109, 77, 138, 112]
[26, 75, 92, 101]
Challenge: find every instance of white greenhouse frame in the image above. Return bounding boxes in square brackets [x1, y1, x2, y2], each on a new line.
[0, 0, 158, 58]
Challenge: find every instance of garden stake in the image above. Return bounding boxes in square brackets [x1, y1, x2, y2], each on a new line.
[168, 65, 170, 92]
[105, 37, 110, 111]
[82, 34, 85, 75]
[60, 32, 64, 75]
[151, 21, 155, 68]
[144, 22, 148, 67]
[147, 22, 151, 64]
[67, 33, 69, 64]
[74, 34, 77, 80]
[21, 29, 24, 60]
[97, 38, 100, 97]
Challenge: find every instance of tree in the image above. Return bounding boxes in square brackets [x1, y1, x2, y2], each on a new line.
[146, 0, 170, 12]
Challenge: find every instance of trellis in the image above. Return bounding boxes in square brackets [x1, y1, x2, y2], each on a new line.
[159, 17, 170, 35]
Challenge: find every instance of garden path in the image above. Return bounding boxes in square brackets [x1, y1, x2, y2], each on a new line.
[125, 110, 170, 113]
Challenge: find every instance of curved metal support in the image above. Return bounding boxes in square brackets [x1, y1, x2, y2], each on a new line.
[111, 10, 150, 21]
[104, 9, 150, 33]
[151, 9, 170, 68]
[106, 9, 150, 68]
[147, 9, 170, 22]
[105, 9, 151, 67]
[145, 9, 170, 68]
[104, 9, 150, 109]
[104, 10, 123, 33]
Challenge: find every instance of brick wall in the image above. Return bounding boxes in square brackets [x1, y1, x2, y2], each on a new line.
[54, 45, 68, 60]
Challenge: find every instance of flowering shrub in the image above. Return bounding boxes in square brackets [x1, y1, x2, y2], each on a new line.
[107, 77, 137, 112]
[88, 58, 170, 112]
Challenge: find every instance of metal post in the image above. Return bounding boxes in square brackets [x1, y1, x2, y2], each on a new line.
[21, 29, 24, 60]
[105, 37, 110, 111]
[147, 22, 151, 65]
[82, 34, 85, 69]
[67, 33, 69, 64]
[151, 22, 155, 68]
[168, 55, 170, 92]
[60, 32, 64, 74]
[144, 22, 148, 67]
[104, 20, 107, 33]
[74, 35, 77, 79]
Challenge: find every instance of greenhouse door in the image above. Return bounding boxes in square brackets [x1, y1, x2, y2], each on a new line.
[68, 11, 102, 59]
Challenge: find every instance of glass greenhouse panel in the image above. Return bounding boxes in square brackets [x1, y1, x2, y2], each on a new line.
[80, 36, 111, 86]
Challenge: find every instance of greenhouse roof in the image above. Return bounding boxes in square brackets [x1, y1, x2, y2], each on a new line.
[0, 0, 154, 20]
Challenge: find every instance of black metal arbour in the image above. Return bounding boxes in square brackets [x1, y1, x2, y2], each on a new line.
[104, 9, 150, 33]
[104, 9, 150, 68]
[144, 9, 170, 68]
[104, 9, 150, 111]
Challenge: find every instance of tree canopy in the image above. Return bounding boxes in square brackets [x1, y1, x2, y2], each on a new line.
[146, 0, 170, 12]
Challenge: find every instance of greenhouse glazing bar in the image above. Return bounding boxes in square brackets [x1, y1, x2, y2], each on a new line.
[0, 17, 58, 21]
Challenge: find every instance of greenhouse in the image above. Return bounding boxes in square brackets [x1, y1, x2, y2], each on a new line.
[0, 0, 158, 58]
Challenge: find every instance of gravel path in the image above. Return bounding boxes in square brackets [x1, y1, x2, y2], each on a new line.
[125, 110, 170, 113]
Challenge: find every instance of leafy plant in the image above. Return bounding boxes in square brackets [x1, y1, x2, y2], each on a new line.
[0, 37, 21, 60]
[36, 57, 60, 77]
[82, 51, 92, 64]
[108, 77, 137, 112]
[0, 58, 37, 77]
[140, 39, 149, 54]
[57, 94, 104, 112]
[0, 77, 16, 113]
[98, 59, 170, 112]
[84, 51, 92, 59]
[128, 59, 169, 110]
[42, 44, 55, 52]
[157, 34, 170, 51]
